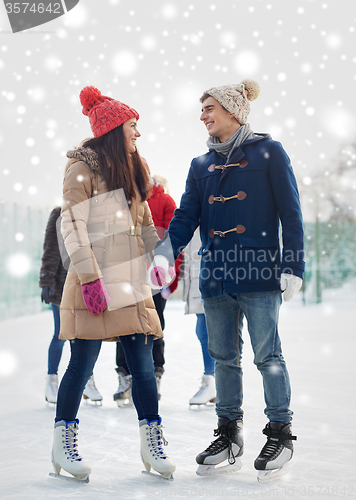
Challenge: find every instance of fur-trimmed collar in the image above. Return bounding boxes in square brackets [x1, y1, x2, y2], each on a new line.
[66, 146, 100, 172]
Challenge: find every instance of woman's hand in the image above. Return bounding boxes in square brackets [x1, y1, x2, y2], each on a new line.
[147, 255, 175, 289]
[82, 278, 111, 314]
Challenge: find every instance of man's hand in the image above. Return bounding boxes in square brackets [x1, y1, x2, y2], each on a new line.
[147, 255, 175, 289]
[280, 273, 303, 301]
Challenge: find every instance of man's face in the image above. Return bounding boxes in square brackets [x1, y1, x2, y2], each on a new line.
[200, 96, 239, 143]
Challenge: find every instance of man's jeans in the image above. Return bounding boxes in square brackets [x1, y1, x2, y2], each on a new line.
[203, 291, 292, 424]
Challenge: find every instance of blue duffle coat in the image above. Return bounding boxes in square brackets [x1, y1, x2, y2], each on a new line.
[157, 134, 305, 298]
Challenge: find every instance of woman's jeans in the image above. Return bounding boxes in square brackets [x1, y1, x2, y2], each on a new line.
[48, 304, 66, 375]
[195, 313, 215, 376]
[56, 334, 158, 423]
[203, 290, 292, 424]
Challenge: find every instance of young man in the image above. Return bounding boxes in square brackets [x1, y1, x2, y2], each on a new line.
[147, 80, 304, 481]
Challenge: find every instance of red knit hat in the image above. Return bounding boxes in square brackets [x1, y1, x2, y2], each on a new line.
[79, 86, 139, 138]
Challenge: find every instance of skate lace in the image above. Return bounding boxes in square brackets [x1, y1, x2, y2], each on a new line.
[65, 425, 83, 461]
[205, 427, 236, 465]
[260, 427, 296, 460]
[260, 437, 283, 460]
[149, 423, 168, 458]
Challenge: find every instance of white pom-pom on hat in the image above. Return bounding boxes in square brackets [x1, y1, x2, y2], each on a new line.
[204, 79, 261, 124]
[241, 79, 260, 101]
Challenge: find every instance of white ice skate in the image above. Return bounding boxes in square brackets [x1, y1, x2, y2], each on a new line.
[45, 374, 58, 404]
[189, 374, 216, 408]
[51, 419, 91, 482]
[113, 371, 133, 407]
[139, 417, 176, 480]
[196, 418, 243, 476]
[254, 422, 296, 482]
[83, 375, 103, 405]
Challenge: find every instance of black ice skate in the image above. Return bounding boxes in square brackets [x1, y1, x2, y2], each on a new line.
[196, 418, 243, 476]
[254, 421, 296, 482]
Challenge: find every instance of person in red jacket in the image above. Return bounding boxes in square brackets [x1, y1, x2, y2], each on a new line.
[114, 172, 182, 405]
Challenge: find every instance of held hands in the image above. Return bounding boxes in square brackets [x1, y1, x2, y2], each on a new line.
[81, 278, 111, 314]
[147, 255, 175, 289]
[280, 273, 303, 302]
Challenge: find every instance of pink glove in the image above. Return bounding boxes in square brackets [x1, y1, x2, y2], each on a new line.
[82, 278, 111, 314]
[150, 266, 175, 287]
[147, 256, 175, 289]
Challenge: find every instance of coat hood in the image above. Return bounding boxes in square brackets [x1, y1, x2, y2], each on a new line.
[65, 146, 100, 173]
[151, 184, 165, 198]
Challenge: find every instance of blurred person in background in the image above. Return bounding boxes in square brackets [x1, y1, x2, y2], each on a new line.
[181, 228, 215, 408]
[39, 207, 102, 405]
[114, 172, 182, 405]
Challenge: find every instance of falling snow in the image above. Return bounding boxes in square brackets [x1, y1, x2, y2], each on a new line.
[0, 0, 354, 213]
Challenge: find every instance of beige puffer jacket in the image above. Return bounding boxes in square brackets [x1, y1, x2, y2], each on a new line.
[59, 147, 162, 341]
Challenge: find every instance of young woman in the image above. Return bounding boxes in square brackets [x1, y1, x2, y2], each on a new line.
[51, 86, 176, 482]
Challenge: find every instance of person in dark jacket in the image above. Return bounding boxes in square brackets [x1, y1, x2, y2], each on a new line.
[114, 173, 182, 405]
[39, 207, 102, 405]
[147, 80, 304, 480]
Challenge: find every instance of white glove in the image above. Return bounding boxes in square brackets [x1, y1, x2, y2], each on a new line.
[147, 255, 175, 289]
[280, 273, 303, 302]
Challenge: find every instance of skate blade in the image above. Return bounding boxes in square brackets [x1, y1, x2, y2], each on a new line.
[49, 472, 89, 483]
[83, 396, 103, 406]
[116, 399, 133, 408]
[196, 458, 242, 476]
[189, 402, 215, 410]
[142, 470, 174, 481]
[257, 462, 290, 483]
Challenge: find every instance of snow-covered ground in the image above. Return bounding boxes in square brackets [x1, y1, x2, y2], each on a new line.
[0, 298, 355, 500]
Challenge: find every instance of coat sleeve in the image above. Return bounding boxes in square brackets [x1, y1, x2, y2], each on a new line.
[155, 162, 201, 264]
[141, 200, 161, 259]
[162, 194, 176, 231]
[39, 207, 61, 288]
[268, 141, 305, 278]
[61, 161, 102, 285]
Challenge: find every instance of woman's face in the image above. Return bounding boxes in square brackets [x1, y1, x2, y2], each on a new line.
[123, 118, 141, 154]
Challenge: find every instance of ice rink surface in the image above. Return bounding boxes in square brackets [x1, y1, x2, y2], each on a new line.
[0, 297, 355, 499]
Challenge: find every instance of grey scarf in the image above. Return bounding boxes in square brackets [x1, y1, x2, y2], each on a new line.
[206, 123, 255, 163]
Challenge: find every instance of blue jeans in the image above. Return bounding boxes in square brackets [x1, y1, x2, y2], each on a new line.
[56, 334, 158, 423]
[48, 304, 66, 375]
[203, 291, 292, 423]
[196, 314, 215, 376]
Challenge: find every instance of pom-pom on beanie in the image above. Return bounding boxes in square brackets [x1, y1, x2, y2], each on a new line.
[79, 86, 139, 138]
[203, 80, 260, 125]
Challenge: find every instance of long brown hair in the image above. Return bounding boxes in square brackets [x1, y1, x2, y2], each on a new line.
[82, 125, 150, 202]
